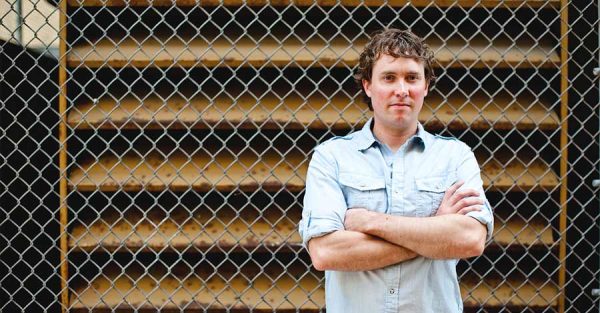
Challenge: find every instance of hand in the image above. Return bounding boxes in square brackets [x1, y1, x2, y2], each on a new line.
[436, 180, 484, 216]
[344, 208, 377, 233]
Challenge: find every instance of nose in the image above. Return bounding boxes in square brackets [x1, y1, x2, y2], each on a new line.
[394, 81, 408, 98]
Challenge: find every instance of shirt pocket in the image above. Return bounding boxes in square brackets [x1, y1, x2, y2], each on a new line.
[339, 173, 387, 213]
[415, 176, 447, 217]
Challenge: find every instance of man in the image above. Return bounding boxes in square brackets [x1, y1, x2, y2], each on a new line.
[299, 29, 494, 312]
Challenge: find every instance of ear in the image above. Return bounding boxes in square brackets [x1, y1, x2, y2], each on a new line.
[362, 79, 372, 98]
[424, 82, 429, 97]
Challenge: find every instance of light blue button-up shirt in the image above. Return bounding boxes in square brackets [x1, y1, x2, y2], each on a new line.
[299, 118, 493, 313]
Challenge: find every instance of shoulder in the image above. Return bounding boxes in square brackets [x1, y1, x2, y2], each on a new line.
[310, 133, 358, 166]
[429, 133, 473, 155]
[431, 133, 467, 146]
[315, 133, 356, 153]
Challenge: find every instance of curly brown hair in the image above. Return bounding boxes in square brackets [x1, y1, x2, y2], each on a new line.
[354, 29, 436, 110]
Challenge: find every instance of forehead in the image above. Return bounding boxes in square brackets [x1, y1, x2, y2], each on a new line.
[372, 53, 425, 74]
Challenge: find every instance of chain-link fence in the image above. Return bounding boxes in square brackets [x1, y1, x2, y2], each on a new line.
[1, 0, 599, 312]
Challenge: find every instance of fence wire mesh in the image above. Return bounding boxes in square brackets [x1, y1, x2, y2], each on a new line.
[1, 0, 599, 312]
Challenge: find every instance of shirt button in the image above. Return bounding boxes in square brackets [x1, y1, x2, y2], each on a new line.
[389, 288, 395, 294]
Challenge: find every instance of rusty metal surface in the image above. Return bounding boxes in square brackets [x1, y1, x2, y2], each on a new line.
[70, 265, 324, 312]
[68, 150, 557, 193]
[461, 275, 559, 309]
[423, 93, 559, 131]
[68, 92, 368, 131]
[69, 207, 550, 253]
[492, 216, 555, 249]
[68, 92, 558, 131]
[66, 0, 560, 8]
[480, 153, 559, 192]
[68, 35, 559, 69]
[69, 207, 302, 252]
[68, 36, 365, 68]
[69, 265, 557, 311]
[68, 150, 308, 192]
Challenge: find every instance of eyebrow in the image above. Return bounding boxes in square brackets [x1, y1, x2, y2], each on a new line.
[380, 71, 422, 76]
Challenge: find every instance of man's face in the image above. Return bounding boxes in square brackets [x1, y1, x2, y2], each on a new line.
[362, 54, 429, 133]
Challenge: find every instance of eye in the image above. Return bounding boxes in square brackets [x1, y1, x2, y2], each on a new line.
[383, 74, 395, 82]
[407, 75, 418, 81]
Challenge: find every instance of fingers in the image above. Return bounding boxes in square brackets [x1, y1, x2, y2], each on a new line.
[443, 180, 464, 203]
[449, 188, 480, 207]
[439, 181, 485, 216]
[455, 196, 484, 209]
[457, 205, 483, 215]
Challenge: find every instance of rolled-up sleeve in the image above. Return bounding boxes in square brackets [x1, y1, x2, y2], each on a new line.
[456, 144, 494, 241]
[299, 145, 348, 248]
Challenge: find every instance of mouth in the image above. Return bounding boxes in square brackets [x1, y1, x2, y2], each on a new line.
[389, 103, 411, 108]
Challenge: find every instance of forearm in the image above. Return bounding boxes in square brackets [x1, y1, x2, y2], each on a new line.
[364, 213, 485, 259]
[308, 230, 417, 271]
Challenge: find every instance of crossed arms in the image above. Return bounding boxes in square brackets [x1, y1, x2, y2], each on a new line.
[308, 182, 488, 271]
[303, 147, 490, 272]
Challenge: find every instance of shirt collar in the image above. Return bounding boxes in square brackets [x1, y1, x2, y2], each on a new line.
[354, 118, 431, 152]
[413, 122, 430, 151]
[354, 118, 379, 151]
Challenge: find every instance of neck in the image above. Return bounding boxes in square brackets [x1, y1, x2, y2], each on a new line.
[372, 120, 418, 152]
